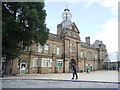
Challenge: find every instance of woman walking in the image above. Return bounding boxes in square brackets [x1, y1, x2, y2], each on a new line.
[71, 63, 78, 80]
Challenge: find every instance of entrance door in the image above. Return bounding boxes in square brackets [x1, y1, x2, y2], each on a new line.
[69, 59, 76, 72]
[20, 63, 26, 74]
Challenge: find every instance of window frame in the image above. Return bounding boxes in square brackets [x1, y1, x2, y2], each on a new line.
[44, 44, 49, 54]
[56, 46, 60, 55]
[38, 44, 43, 53]
[55, 59, 63, 68]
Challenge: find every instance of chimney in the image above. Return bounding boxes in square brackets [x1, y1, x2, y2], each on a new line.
[85, 36, 90, 45]
[57, 24, 62, 36]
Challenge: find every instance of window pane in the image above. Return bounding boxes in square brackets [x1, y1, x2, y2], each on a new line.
[56, 59, 63, 67]
[44, 44, 49, 54]
[57, 46, 60, 55]
[81, 50, 83, 58]
[33, 58, 38, 67]
[38, 44, 43, 53]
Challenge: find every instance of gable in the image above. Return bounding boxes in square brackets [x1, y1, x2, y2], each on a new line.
[68, 22, 80, 33]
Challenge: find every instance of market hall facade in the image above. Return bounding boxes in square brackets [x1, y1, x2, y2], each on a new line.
[11, 7, 107, 74]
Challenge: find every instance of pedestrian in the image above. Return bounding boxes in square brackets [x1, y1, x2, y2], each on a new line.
[87, 67, 89, 73]
[71, 63, 78, 80]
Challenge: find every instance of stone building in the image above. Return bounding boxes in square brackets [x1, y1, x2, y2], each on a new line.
[11, 7, 107, 74]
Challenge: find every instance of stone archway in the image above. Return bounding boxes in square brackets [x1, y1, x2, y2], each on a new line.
[69, 59, 77, 71]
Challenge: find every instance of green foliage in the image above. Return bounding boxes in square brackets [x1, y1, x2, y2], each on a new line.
[2, 2, 49, 59]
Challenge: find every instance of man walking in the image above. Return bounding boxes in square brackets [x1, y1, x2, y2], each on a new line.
[71, 63, 78, 80]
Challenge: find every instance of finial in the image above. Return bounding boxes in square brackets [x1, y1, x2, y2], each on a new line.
[64, 3, 69, 11]
[66, 4, 68, 9]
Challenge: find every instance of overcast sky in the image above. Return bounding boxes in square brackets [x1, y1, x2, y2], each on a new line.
[44, 0, 118, 54]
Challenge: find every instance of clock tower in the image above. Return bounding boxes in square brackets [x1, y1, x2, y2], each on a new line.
[61, 6, 72, 33]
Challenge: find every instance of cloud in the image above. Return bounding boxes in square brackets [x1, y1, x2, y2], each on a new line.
[93, 18, 118, 53]
[82, 0, 101, 8]
[80, 0, 118, 17]
[100, 0, 119, 16]
[84, 0, 118, 53]
[101, 0, 118, 10]
[45, 0, 119, 15]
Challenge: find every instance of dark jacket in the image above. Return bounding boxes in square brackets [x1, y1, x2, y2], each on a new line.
[72, 65, 77, 73]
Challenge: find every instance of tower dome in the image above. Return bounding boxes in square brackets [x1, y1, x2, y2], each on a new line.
[61, 7, 72, 33]
[62, 8, 72, 21]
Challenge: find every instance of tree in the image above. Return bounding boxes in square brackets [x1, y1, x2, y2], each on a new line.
[2, 2, 49, 74]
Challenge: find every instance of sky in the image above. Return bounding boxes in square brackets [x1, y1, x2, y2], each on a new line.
[44, 0, 119, 54]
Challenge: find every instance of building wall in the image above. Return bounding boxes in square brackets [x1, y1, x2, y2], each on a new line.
[11, 24, 107, 74]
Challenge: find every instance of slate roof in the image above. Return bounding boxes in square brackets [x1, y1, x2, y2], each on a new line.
[80, 41, 96, 49]
[48, 33, 62, 41]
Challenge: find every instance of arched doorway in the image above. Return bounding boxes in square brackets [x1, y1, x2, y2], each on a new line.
[69, 59, 77, 72]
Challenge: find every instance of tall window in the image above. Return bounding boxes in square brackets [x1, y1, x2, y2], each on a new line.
[95, 53, 97, 60]
[38, 44, 43, 53]
[57, 46, 60, 55]
[84, 51, 87, 59]
[44, 44, 49, 54]
[56, 59, 63, 68]
[86, 51, 90, 60]
[70, 44, 76, 53]
[90, 52, 92, 60]
[81, 50, 83, 58]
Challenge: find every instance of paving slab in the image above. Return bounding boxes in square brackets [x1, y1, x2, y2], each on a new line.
[2, 70, 119, 83]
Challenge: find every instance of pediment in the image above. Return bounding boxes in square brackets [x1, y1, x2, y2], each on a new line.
[67, 22, 80, 33]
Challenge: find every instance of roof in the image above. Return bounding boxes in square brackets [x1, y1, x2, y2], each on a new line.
[48, 33, 62, 41]
[80, 41, 96, 49]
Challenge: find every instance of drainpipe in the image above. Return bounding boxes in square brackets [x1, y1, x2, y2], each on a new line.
[63, 37, 65, 73]
[76, 42, 79, 71]
[84, 58, 86, 72]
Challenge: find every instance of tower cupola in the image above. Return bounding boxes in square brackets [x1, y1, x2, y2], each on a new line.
[61, 6, 72, 33]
